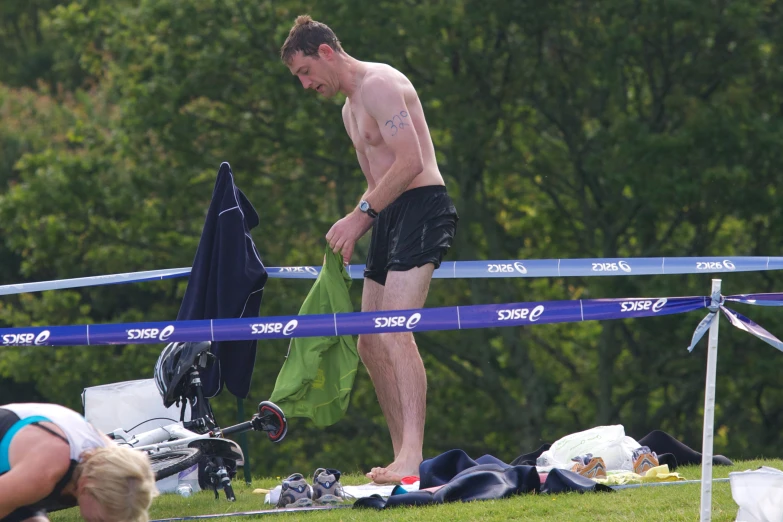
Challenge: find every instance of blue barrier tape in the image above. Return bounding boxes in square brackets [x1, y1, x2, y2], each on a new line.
[715, 307, 783, 353]
[724, 293, 783, 307]
[0, 295, 707, 347]
[687, 285, 723, 352]
[686, 292, 783, 354]
[3, 292, 783, 354]
[1, 256, 781, 296]
[0, 267, 192, 296]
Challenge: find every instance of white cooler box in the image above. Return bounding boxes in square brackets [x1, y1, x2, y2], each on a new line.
[82, 378, 192, 493]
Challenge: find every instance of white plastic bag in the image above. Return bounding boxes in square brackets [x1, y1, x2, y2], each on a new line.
[536, 424, 639, 471]
[730, 466, 783, 522]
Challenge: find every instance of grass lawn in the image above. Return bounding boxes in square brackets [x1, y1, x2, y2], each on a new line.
[49, 459, 782, 521]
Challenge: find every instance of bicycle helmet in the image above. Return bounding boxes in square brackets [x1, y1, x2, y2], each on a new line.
[154, 341, 212, 407]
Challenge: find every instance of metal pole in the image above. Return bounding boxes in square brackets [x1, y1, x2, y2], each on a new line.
[699, 279, 721, 522]
[236, 398, 252, 484]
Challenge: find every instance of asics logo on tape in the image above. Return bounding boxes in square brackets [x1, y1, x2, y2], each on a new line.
[487, 262, 527, 274]
[696, 260, 736, 271]
[620, 299, 667, 313]
[251, 319, 299, 336]
[2, 330, 51, 346]
[374, 312, 422, 330]
[127, 325, 175, 341]
[283, 320, 298, 335]
[497, 305, 545, 322]
[592, 261, 631, 273]
[280, 266, 319, 276]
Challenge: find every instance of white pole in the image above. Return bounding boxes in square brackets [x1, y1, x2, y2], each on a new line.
[699, 278, 721, 522]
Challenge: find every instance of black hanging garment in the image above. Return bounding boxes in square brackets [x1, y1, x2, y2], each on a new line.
[177, 162, 268, 398]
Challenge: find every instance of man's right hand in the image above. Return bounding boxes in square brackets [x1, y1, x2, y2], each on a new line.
[339, 242, 355, 265]
[324, 244, 354, 266]
[326, 209, 374, 265]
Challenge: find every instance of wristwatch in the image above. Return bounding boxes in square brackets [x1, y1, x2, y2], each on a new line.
[359, 200, 378, 218]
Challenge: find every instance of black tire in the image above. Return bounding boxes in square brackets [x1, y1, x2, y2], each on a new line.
[148, 448, 203, 480]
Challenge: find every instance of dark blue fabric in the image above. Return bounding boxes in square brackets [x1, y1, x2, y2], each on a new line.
[510, 443, 551, 466]
[540, 468, 613, 494]
[385, 490, 439, 508]
[434, 464, 540, 502]
[637, 430, 732, 467]
[354, 494, 391, 509]
[356, 449, 611, 510]
[177, 162, 267, 398]
[420, 449, 512, 488]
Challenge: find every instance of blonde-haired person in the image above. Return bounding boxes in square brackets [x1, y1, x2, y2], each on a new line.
[0, 403, 158, 522]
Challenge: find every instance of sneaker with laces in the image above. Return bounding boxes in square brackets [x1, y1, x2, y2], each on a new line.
[632, 446, 659, 475]
[570, 454, 607, 479]
[277, 473, 313, 508]
[312, 468, 346, 504]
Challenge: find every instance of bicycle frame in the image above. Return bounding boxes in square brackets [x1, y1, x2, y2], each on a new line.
[112, 423, 214, 452]
[108, 356, 287, 501]
[111, 364, 222, 450]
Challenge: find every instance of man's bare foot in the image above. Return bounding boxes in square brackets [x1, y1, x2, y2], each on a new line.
[365, 459, 421, 485]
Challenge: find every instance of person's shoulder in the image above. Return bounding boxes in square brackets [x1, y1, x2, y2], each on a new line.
[12, 424, 71, 483]
[360, 67, 406, 107]
[362, 63, 406, 89]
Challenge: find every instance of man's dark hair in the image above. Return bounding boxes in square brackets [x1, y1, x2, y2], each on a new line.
[280, 15, 344, 63]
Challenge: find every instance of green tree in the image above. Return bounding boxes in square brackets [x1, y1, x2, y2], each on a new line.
[0, 0, 781, 477]
[0, 0, 86, 89]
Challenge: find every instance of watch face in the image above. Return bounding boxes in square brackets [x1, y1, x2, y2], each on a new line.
[360, 201, 369, 212]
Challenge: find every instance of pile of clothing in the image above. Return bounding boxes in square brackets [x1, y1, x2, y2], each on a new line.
[356, 425, 734, 509]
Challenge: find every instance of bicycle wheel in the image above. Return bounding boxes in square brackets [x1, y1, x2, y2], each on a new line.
[148, 448, 202, 480]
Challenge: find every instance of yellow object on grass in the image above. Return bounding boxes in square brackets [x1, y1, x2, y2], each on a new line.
[595, 465, 685, 486]
[641, 464, 685, 482]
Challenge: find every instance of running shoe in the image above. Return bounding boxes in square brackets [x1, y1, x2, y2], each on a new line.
[277, 473, 313, 508]
[312, 468, 346, 504]
[632, 446, 660, 475]
[570, 454, 607, 479]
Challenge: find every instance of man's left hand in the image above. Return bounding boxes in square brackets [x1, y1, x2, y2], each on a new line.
[326, 210, 372, 264]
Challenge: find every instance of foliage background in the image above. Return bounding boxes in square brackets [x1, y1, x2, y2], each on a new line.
[1, 0, 782, 475]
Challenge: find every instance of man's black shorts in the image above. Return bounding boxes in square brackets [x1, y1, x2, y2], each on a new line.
[364, 185, 458, 286]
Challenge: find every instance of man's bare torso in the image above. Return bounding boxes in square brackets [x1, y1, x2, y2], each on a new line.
[341, 63, 444, 190]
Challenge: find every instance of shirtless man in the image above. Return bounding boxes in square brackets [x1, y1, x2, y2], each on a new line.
[281, 16, 459, 484]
